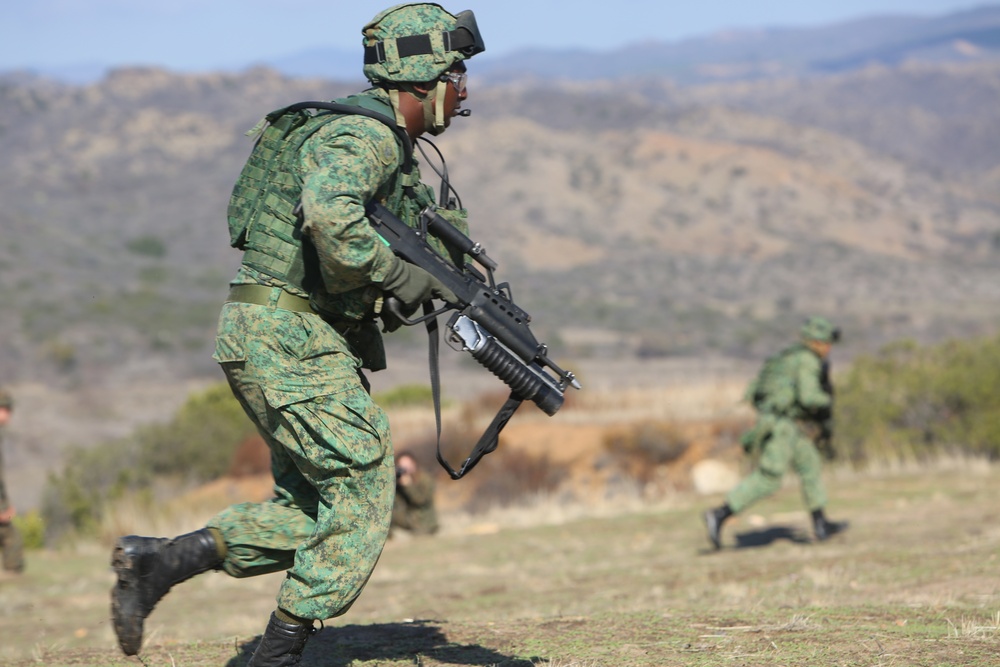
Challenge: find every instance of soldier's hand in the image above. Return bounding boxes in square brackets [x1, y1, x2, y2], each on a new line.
[381, 257, 456, 309]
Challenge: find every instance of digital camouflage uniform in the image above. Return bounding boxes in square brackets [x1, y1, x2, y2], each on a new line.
[391, 470, 439, 535]
[0, 391, 23, 573]
[726, 342, 832, 513]
[110, 5, 485, 661]
[703, 316, 845, 549]
[208, 88, 440, 620]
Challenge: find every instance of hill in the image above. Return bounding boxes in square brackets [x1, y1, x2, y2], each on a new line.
[2, 62, 999, 388]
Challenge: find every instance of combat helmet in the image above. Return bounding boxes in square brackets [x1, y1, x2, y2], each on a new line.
[0, 388, 12, 410]
[800, 316, 841, 344]
[362, 3, 485, 134]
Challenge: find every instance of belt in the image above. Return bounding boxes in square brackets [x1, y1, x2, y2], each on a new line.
[227, 284, 314, 313]
[226, 284, 363, 335]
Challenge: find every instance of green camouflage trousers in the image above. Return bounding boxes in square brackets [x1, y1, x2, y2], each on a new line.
[209, 300, 395, 620]
[726, 415, 827, 513]
[0, 521, 24, 572]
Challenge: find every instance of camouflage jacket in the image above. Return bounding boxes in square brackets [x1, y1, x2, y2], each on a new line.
[228, 88, 451, 370]
[745, 343, 833, 422]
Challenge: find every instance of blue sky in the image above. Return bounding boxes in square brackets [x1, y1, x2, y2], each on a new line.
[0, 0, 991, 72]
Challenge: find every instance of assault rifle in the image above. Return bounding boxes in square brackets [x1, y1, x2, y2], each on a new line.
[366, 201, 581, 479]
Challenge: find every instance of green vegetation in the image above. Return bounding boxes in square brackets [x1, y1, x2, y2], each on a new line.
[835, 334, 1000, 464]
[12, 509, 46, 550]
[373, 383, 437, 408]
[125, 234, 167, 258]
[41, 382, 254, 541]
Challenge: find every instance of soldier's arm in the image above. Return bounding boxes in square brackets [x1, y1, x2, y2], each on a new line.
[796, 353, 833, 413]
[398, 474, 436, 508]
[298, 117, 401, 294]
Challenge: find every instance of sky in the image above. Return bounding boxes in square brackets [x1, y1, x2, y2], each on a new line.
[0, 0, 992, 72]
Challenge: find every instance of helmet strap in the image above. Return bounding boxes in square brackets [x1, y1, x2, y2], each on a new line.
[398, 81, 448, 136]
[386, 88, 408, 129]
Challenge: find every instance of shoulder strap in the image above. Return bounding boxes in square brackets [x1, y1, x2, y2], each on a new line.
[271, 101, 415, 178]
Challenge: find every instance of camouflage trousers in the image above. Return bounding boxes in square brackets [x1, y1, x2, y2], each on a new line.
[209, 301, 395, 620]
[726, 415, 827, 513]
[0, 520, 24, 572]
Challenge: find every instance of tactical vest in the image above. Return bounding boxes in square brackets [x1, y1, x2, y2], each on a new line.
[749, 345, 802, 416]
[227, 91, 429, 321]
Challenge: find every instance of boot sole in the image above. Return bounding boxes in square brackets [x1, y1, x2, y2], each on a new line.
[110, 539, 144, 656]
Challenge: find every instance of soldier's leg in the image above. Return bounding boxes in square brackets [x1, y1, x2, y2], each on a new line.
[725, 420, 795, 513]
[0, 521, 25, 572]
[790, 434, 826, 513]
[791, 437, 847, 540]
[216, 379, 394, 667]
[269, 384, 394, 621]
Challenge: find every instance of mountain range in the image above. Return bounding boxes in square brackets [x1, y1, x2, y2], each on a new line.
[1, 5, 999, 392]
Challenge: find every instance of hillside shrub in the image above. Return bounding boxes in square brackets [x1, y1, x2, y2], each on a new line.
[602, 420, 691, 485]
[42, 382, 255, 541]
[373, 383, 437, 408]
[835, 334, 1000, 464]
[401, 409, 569, 513]
[12, 510, 46, 550]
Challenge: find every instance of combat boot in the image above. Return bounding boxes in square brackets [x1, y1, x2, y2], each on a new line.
[811, 509, 848, 541]
[246, 612, 315, 667]
[703, 504, 733, 550]
[110, 528, 223, 655]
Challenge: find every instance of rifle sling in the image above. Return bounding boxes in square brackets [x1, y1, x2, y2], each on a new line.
[424, 301, 524, 479]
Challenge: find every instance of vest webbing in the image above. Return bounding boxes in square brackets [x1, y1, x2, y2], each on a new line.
[227, 94, 417, 301]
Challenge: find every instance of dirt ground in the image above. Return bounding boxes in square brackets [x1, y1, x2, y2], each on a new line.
[2, 458, 1000, 666]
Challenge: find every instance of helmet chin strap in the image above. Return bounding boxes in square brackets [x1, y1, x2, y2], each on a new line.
[389, 80, 449, 137]
[414, 79, 448, 136]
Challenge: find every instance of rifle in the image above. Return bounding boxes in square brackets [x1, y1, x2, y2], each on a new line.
[366, 201, 581, 479]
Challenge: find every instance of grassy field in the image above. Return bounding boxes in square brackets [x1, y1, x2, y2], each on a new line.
[2, 459, 999, 666]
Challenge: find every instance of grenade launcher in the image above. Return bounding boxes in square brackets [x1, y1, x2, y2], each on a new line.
[366, 201, 581, 479]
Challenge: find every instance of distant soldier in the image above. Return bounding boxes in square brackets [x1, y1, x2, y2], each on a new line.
[391, 451, 439, 536]
[704, 316, 848, 549]
[0, 388, 24, 574]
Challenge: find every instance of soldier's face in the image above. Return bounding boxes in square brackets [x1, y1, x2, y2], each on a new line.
[0, 407, 9, 426]
[439, 66, 468, 128]
[811, 341, 833, 358]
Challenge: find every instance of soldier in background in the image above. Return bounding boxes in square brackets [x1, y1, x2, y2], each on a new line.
[0, 388, 24, 574]
[391, 451, 439, 536]
[703, 316, 848, 549]
[109, 4, 485, 665]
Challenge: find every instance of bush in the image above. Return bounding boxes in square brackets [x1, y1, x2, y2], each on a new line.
[602, 420, 691, 485]
[835, 334, 1000, 464]
[42, 382, 256, 540]
[12, 510, 46, 550]
[373, 383, 437, 408]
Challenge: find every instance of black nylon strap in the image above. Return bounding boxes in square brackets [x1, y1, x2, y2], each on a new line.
[364, 30, 478, 64]
[274, 101, 414, 175]
[424, 302, 524, 480]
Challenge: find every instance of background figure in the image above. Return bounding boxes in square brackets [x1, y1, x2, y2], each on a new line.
[704, 316, 848, 549]
[108, 4, 485, 666]
[0, 388, 24, 575]
[391, 451, 439, 536]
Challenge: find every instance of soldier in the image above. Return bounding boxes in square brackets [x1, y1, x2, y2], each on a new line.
[704, 316, 848, 549]
[391, 451, 439, 536]
[0, 388, 24, 575]
[109, 4, 485, 664]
